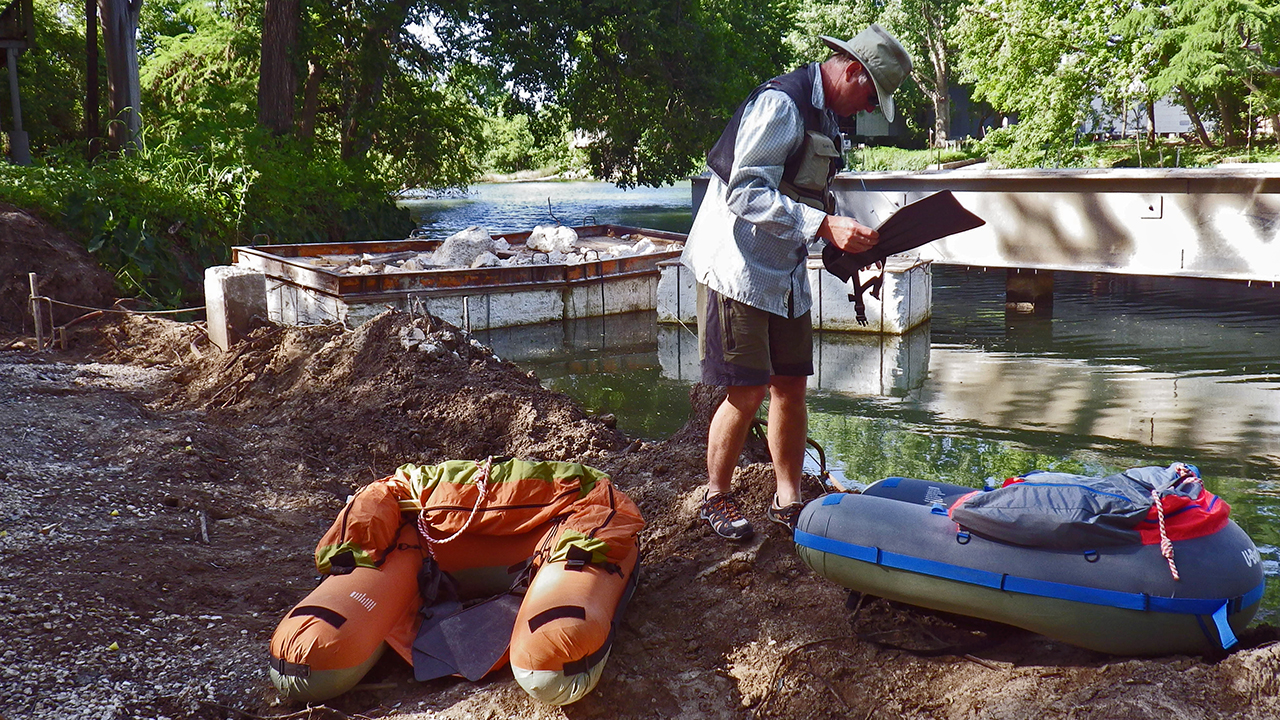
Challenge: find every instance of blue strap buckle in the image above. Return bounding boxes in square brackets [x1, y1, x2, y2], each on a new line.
[1212, 602, 1239, 650]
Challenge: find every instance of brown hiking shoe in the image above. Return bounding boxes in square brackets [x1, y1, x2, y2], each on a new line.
[700, 490, 754, 541]
[766, 494, 804, 534]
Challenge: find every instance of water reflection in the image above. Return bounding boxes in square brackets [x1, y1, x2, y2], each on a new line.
[658, 321, 931, 398]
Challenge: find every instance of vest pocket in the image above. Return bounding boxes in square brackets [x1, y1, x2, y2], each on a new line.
[792, 131, 839, 193]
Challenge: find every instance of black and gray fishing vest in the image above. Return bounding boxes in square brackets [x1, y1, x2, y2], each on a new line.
[706, 65, 844, 212]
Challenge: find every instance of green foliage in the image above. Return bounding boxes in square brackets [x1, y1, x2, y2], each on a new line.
[138, 0, 261, 142]
[952, 0, 1280, 159]
[846, 145, 980, 172]
[3, 0, 99, 153]
[1113, 0, 1280, 146]
[980, 136, 1280, 169]
[0, 134, 413, 307]
[953, 0, 1121, 164]
[455, 0, 797, 186]
[483, 113, 543, 174]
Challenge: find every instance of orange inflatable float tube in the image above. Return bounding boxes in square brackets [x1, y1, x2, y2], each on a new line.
[510, 543, 640, 705]
[268, 459, 644, 705]
[268, 523, 424, 702]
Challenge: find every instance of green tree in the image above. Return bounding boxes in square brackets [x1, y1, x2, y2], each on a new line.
[879, 0, 967, 147]
[139, 0, 260, 141]
[954, 0, 1129, 163]
[445, 0, 797, 186]
[1115, 0, 1280, 148]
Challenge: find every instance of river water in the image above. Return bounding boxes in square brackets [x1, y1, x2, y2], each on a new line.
[403, 181, 1280, 619]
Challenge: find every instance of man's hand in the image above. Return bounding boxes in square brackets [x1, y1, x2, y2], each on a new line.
[818, 215, 879, 254]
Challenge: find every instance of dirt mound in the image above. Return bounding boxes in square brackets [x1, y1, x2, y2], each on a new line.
[95, 310, 626, 469]
[0, 203, 116, 334]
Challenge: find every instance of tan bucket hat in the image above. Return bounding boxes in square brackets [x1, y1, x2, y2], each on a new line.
[820, 24, 913, 122]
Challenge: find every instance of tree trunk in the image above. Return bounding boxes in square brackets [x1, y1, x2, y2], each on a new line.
[257, 0, 299, 135]
[1216, 90, 1242, 146]
[84, 0, 100, 158]
[340, 0, 413, 161]
[1146, 98, 1156, 144]
[920, 4, 950, 147]
[296, 59, 323, 139]
[1178, 86, 1213, 147]
[97, 0, 142, 153]
[931, 86, 949, 147]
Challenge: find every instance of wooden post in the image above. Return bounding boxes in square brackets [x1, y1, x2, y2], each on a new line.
[28, 272, 42, 351]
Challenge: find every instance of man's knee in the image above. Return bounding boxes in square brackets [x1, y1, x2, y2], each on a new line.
[724, 384, 769, 409]
[769, 375, 807, 400]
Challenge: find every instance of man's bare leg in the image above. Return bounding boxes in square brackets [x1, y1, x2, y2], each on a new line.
[766, 375, 808, 506]
[706, 384, 768, 495]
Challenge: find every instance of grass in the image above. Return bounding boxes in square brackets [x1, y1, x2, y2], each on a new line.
[844, 137, 1280, 172]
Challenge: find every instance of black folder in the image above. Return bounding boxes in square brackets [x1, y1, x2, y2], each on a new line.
[821, 190, 986, 282]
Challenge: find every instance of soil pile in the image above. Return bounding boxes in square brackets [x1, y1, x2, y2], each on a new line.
[96, 311, 626, 471]
[2, 306, 1279, 720]
[0, 204, 116, 334]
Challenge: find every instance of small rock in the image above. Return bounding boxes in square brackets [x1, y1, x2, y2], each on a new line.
[470, 251, 500, 268]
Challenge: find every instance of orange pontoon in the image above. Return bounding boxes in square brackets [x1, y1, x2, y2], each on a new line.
[268, 458, 643, 705]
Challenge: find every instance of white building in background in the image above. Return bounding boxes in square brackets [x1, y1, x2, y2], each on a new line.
[1080, 96, 1216, 137]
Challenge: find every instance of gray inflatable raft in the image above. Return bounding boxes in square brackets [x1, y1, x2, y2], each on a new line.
[795, 477, 1265, 655]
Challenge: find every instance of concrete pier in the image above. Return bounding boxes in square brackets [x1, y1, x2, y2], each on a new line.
[205, 266, 267, 351]
[658, 256, 932, 335]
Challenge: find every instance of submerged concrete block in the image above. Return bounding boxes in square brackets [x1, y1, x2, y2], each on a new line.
[809, 255, 932, 334]
[205, 265, 267, 351]
[659, 255, 931, 334]
[658, 319, 930, 397]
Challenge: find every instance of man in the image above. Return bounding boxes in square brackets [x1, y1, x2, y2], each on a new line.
[680, 25, 912, 541]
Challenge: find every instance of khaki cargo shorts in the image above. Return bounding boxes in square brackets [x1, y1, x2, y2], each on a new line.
[696, 283, 813, 386]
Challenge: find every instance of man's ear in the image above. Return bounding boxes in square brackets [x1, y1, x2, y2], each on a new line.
[845, 60, 863, 83]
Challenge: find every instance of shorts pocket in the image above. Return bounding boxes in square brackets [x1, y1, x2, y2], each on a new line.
[722, 298, 769, 371]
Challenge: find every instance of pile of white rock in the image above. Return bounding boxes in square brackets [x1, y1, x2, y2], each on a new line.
[428, 225, 510, 268]
[333, 224, 676, 275]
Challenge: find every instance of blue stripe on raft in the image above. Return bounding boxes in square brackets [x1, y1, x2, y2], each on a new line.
[880, 550, 1004, 589]
[795, 530, 878, 564]
[794, 529, 1267, 619]
[1002, 575, 1148, 611]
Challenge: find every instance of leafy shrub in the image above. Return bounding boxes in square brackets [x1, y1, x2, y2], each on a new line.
[0, 134, 414, 308]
